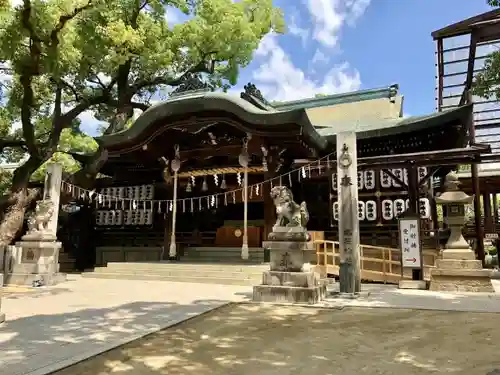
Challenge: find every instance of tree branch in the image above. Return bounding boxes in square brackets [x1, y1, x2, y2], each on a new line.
[107, 99, 150, 111]
[20, 0, 42, 157]
[0, 138, 28, 153]
[129, 59, 213, 92]
[49, 0, 94, 49]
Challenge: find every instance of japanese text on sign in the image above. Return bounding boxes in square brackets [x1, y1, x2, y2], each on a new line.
[399, 218, 421, 268]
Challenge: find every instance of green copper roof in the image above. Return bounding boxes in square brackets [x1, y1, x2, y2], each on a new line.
[95, 91, 329, 151]
[272, 84, 400, 111]
[315, 104, 471, 140]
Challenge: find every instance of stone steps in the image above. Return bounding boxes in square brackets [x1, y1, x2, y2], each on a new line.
[82, 272, 261, 286]
[182, 247, 265, 263]
[82, 261, 268, 286]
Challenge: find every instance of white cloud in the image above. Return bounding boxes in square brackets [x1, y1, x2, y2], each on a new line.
[306, 0, 371, 47]
[311, 49, 329, 65]
[288, 14, 309, 47]
[253, 34, 360, 102]
[79, 111, 106, 136]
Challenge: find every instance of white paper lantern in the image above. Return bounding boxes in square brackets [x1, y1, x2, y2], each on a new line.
[382, 199, 394, 220]
[364, 170, 375, 190]
[144, 210, 153, 225]
[115, 210, 123, 226]
[126, 187, 134, 199]
[125, 210, 133, 225]
[133, 186, 140, 200]
[393, 198, 405, 217]
[419, 198, 431, 219]
[365, 200, 377, 221]
[380, 170, 392, 188]
[138, 210, 146, 225]
[391, 169, 403, 188]
[358, 201, 366, 220]
[331, 173, 337, 191]
[357, 171, 364, 190]
[117, 187, 125, 198]
[96, 211, 105, 225]
[418, 166, 427, 182]
[332, 202, 339, 221]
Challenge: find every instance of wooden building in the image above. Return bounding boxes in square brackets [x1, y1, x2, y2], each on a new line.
[59, 76, 491, 268]
[433, 8, 500, 258]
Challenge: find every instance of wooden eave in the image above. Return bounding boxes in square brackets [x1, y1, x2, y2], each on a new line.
[432, 8, 500, 39]
[94, 92, 329, 155]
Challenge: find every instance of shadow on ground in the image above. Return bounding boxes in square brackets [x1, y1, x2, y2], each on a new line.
[40, 303, 500, 375]
[0, 298, 231, 375]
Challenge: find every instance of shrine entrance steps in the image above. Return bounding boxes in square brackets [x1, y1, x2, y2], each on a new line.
[82, 262, 268, 286]
[181, 246, 266, 263]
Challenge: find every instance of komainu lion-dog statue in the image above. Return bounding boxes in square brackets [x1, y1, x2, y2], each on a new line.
[269, 186, 310, 241]
[26, 200, 54, 234]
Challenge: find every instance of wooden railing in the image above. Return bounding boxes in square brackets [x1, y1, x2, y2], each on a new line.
[314, 240, 439, 284]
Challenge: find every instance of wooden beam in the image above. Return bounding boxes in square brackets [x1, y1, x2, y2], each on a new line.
[437, 38, 444, 111]
[382, 168, 408, 189]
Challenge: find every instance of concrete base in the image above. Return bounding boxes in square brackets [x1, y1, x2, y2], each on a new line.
[429, 258, 494, 293]
[253, 284, 326, 304]
[253, 269, 327, 304]
[398, 280, 427, 290]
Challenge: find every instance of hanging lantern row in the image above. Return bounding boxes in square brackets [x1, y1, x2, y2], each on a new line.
[331, 198, 431, 222]
[61, 151, 337, 214]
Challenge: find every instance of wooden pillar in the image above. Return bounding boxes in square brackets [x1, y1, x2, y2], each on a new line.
[466, 88, 485, 263]
[375, 167, 383, 227]
[163, 213, 171, 260]
[407, 163, 422, 281]
[263, 153, 278, 242]
[483, 192, 492, 234]
[337, 132, 361, 293]
[493, 193, 499, 231]
[407, 164, 419, 215]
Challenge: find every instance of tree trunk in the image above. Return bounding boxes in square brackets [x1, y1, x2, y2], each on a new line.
[0, 156, 45, 248]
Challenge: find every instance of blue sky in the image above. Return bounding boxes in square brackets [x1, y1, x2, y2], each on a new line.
[81, 0, 494, 134]
[238, 0, 492, 116]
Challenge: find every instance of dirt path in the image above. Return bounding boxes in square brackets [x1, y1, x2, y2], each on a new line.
[53, 304, 500, 375]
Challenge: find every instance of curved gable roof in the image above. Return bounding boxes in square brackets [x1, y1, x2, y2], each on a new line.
[95, 91, 329, 151]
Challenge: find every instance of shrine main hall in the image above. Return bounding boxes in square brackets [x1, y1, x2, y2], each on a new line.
[58, 77, 489, 273]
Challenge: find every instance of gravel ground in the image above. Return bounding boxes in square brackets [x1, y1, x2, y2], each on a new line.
[51, 303, 500, 375]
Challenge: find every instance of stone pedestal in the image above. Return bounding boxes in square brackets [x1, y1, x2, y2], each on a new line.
[253, 240, 327, 304]
[0, 273, 5, 324]
[429, 250, 494, 292]
[4, 236, 66, 286]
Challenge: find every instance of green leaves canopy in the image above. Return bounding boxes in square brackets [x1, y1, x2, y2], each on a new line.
[473, 0, 500, 99]
[0, 0, 284, 194]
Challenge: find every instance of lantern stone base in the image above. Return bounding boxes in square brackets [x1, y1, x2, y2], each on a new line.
[429, 257, 494, 293]
[253, 240, 327, 304]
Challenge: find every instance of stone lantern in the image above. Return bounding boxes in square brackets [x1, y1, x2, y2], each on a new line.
[429, 171, 494, 292]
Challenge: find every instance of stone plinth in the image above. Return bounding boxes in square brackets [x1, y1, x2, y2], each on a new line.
[253, 240, 327, 304]
[4, 238, 66, 286]
[267, 226, 311, 242]
[0, 273, 5, 324]
[429, 250, 494, 293]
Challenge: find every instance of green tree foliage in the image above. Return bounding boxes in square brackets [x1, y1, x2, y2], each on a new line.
[0, 0, 284, 245]
[473, 0, 500, 99]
